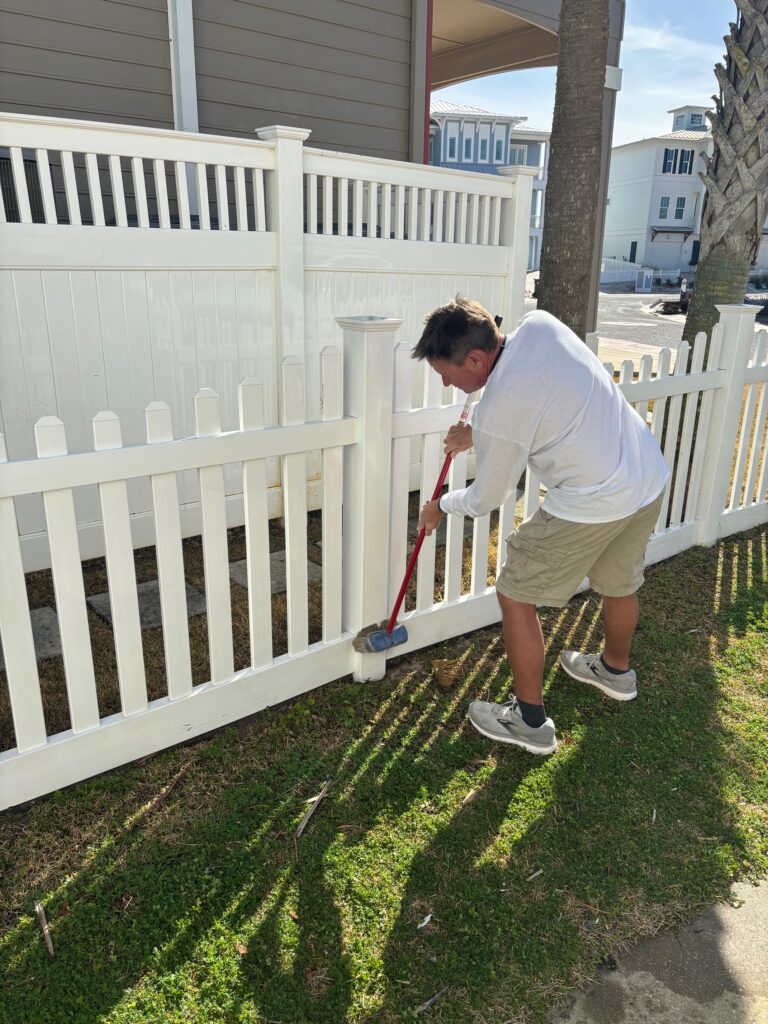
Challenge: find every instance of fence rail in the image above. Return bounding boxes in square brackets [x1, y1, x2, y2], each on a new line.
[1, 306, 766, 809]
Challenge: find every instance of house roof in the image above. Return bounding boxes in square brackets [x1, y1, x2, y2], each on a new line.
[658, 129, 712, 141]
[430, 98, 550, 134]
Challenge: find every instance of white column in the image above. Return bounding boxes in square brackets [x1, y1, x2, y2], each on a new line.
[256, 125, 312, 370]
[696, 304, 759, 546]
[338, 315, 402, 682]
[167, 0, 199, 131]
[497, 165, 537, 330]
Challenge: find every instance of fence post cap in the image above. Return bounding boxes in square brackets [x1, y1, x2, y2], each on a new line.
[335, 316, 403, 332]
[255, 125, 312, 142]
[715, 304, 760, 317]
[497, 165, 538, 179]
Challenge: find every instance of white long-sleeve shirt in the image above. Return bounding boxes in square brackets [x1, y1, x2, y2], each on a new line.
[440, 310, 669, 524]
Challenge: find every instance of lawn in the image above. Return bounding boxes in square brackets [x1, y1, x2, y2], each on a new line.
[0, 525, 766, 1024]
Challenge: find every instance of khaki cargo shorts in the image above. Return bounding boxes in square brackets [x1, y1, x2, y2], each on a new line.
[496, 491, 665, 608]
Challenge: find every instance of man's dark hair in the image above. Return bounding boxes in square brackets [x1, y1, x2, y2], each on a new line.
[412, 297, 501, 364]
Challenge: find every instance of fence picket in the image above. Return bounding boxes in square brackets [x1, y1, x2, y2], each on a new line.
[470, 512, 491, 595]
[419, 187, 431, 241]
[61, 151, 82, 225]
[195, 389, 234, 682]
[480, 194, 491, 245]
[323, 175, 334, 235]
[214, 164, 229, 231]
[394, 184, 405, 239]
[353, 179, 364, 237]
[669, 334, 706, 525]
[444, 449, 468, 603]
[253, 168, 266, 231]
[308, 172, 318, 234]
[85, 153, 105, 226]
[10, 147, 32, 223]
[109, 154, 128, 227]
[408, 186, 418, 240]
[196, 163, 210, 229]
[491, 195, 502, 245]
[745, 333, 768, 503]
[131, 157, 149, 227]
[153, 159, 171, 229]
[389, 344, 412, 609]
[281, 357, 309, 655]
[468, 193, 480, 244]
[729, 332, 767, 508]
[92, 412, 147, 715]
[416, 365, 443, 611]
[0, 434, 47, 751]
[687, 324, 723, 523]
[381, 182, 392, 240]
[657, 342, 689, 529]
[635, 354, 654, 423]
[338, 177, 349, 235]
[174, 160, 191, 229]
[367, 180, 378, 239]
[35, 417, 99, 732]
[35, 149, 57, 223]
[433, 189, 444, 243]
[446, 190, 456, 243]
[234, 166, 248, 231]
[145, 402, 193, 699]
[239, 380, 273, 668]
[458, 192, 468, 243]
[320, 347, 343, 642]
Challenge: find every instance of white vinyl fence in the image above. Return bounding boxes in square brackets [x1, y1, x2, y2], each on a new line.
[0, 112, 535, 570]
[1, 306, 766, 809]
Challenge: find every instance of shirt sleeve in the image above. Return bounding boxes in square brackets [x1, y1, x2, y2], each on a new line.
[440, 428, 528, 518]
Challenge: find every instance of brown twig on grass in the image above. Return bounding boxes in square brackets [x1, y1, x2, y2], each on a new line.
[295, 780, 333, 839]
[415, 986, 449, 1014]
[34, 901, 54, 957]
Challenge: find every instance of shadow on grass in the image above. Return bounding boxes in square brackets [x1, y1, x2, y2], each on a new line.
[0, 528, 765, 1024]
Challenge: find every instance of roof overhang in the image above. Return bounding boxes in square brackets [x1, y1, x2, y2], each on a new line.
[651, 226, 695, 241]
[431, 1, 625, 89]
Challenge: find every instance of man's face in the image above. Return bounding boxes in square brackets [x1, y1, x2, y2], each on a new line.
[428, 350, 489, 393]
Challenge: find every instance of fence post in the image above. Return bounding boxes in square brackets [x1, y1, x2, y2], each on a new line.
[696, 304, 758, 546]
[256, 124, 312, 366]
[497, 165, 537, 330]
[338, 315, 402, 682]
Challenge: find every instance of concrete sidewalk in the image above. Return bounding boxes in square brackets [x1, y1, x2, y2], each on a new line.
[548, 880, 768, 1024]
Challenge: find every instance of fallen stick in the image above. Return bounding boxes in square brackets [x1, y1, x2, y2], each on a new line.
[295, 780, 332, 839]
[34, 901, 54, 958]
[415, 986, 448, 1015]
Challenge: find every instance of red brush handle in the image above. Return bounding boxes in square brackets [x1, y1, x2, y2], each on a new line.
[385, 394, 474, 635]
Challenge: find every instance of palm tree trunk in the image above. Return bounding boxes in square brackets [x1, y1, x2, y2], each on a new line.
[683, 0, 768, 346]
[537, 0, 610, 340]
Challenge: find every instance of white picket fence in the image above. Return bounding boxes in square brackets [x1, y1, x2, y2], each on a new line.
[0, 112, 535, 570]
[0, 305, 766, 809]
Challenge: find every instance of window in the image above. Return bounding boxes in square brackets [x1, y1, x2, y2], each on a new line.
[447, 137, 457, 159]
[494, 137, 504, 162]
[675, 197, 686, 219]
[629, 241, 638, 263]
[679, 149, 694, 174]
[674, 114, 684, 129]
[690, 113, 703, 126]
[479, 138, 488, 161]
[662, 148, 677, 173]
[659, 196, 670, 219]
[509, 144, 527, 165]
[690, 240, 700, 265]
[463, 137, 472, 160]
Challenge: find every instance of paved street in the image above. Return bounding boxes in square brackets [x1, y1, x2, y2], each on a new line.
[596, 292, 685, 348]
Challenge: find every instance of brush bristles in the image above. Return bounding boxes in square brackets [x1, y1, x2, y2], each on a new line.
[352, 621, 389, 653]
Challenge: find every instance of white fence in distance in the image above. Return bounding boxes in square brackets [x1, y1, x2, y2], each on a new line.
[0, 112, 535, 570]
[1, 306, 766, 809]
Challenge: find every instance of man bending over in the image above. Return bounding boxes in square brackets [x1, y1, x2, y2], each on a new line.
[414, 298, 668, 755]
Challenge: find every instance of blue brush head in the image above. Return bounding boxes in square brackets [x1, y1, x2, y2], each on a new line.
[366, 624, 408, 652]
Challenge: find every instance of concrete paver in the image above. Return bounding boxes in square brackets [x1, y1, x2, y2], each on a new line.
[548, 881, 768, 1024]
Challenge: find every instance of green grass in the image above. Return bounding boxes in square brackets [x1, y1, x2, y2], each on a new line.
[1, 526, 767, 1024]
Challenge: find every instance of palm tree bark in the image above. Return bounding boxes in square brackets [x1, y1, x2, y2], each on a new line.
[537, 0, 610, 340]
[683, 0, 768, 344]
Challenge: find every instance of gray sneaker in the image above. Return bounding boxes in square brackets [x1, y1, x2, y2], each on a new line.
[559, 651, 637, 701]
[466, 699, 557, 755]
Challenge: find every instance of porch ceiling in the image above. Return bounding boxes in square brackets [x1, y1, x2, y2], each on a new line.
[431, 0, 559, 88]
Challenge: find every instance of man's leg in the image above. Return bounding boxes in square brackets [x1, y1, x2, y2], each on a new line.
[601, 592, 639, 671]
[497, 593, 545, 704]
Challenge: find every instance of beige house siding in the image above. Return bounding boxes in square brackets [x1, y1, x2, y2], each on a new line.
[0, 0, 174, 128]
[193, 0, 412, 159]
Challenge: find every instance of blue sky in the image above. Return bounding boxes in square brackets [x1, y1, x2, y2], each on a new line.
[433, 0, 730, 146]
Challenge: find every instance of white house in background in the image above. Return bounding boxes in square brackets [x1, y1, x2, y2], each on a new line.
[429, 99, 550, 270]
[603, 104, 768, 279]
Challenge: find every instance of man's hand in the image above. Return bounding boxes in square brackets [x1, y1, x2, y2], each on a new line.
[444, 423, 472, 455]
[418, 499, 442, 537]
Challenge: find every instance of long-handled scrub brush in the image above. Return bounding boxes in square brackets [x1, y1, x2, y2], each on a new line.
[353, 391, 475, 654]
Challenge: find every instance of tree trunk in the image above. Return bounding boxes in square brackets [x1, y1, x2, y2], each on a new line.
[683, 0, 768, 346]
[537, 0, 610, 340]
